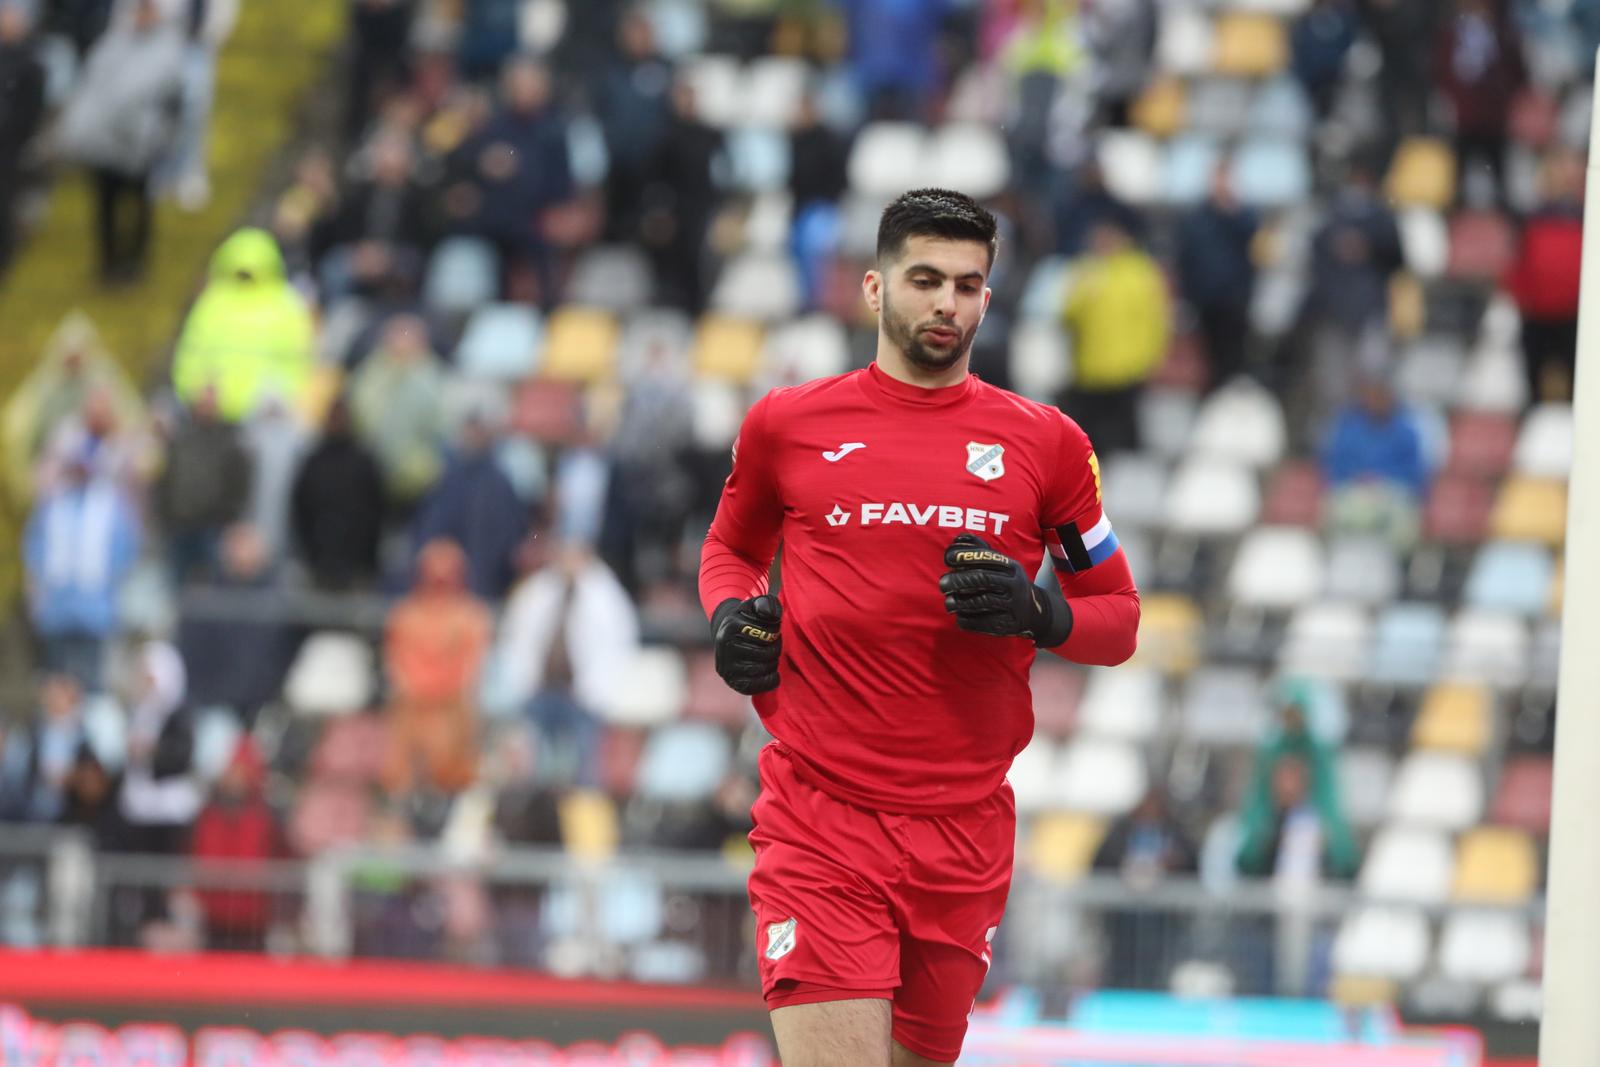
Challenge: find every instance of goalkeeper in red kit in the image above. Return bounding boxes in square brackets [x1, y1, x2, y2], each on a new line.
[700, 189, 1140, 1066]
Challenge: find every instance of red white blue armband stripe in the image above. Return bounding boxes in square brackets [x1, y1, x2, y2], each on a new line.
[1045, 514, 1120, 574]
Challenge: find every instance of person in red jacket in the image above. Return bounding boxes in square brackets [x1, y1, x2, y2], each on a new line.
[1505, 148, 1584, 402]
[189, 737, 282, 951]
[700, 189, 1140, 1066]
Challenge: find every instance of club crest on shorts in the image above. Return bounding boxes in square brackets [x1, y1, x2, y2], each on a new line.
[966, 442, 1005, 482]
[765, 917, 798, 961]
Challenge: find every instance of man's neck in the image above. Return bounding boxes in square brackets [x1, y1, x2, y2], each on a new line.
[873, 338, 968, 391]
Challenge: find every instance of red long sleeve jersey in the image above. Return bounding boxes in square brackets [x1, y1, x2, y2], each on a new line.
[700, 363, 1140, 814]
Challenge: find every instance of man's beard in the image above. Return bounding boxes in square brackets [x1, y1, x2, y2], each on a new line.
[882, 288, 978, 373]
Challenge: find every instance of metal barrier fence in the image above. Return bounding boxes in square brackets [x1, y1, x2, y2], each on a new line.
[0, 828, 1543, 1000]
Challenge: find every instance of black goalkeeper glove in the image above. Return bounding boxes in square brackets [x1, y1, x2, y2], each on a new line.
[939, 533, 1073, 648]
[711, 594, 783, 695]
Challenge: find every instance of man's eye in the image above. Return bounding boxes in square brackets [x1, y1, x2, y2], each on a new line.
[913, 278, 935, 287]
[959, 285, 979, 294]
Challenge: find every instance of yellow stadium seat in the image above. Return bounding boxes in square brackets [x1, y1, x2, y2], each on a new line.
[1490, 477, 1567, 546]
[540, 307, 619, 384]
[1386, 138, 1456, 210]
[1023, 813, 1105, 883]
[1331, 975, 1398, 1006]
[1211, 12, 1288, 77]
[1550, 556, 1564, 616]
[1412, 682, 1491, 755]
[1132, 76, 1187, 139]
[297, 363, 344, 429]
[559, 789, 619, 860]
[692, 314, 766, 382]
[1134, 594, 1203, 675]
[1388, 273, 1426, 339]
[1453, 827, 1538, 904]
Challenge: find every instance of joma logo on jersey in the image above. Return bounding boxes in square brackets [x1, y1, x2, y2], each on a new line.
[825, 502, 1011, 536]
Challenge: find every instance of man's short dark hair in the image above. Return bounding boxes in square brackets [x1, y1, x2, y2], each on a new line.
[876, 188, 999, 268]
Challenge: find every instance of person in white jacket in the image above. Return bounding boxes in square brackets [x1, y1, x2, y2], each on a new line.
[150, 0, 239, 209]
[491, 536, 639, 788]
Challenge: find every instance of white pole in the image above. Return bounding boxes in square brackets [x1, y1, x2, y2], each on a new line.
[1538, 50, 1600, 1067]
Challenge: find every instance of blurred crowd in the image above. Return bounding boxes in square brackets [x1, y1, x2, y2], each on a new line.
[0, 0, 1586, 967]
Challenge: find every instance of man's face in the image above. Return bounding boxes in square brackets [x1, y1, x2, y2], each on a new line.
[868, 235, 992, 374]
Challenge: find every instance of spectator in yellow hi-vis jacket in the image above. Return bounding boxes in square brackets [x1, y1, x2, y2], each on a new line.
[172, 228, 314, 423]
[1059, 218, 1170, 456]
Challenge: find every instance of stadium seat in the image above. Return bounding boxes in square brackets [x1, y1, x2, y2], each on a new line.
[454, 304, 543, 381]
[1411, 682, 1491, 757]
[760, 314, 851, 387]
[1509, 88, 1558, 149]
[1446, 211, 1517, 283]
[1388, 751, 1485, 831]
[1361, 826, 1455, 904]
[602, 646, 688, 726]
[742, 55, 808, 127]
[1230, 137, 1311, 209]
[568, 246, 653, 312]
[599, 726, 645, 797]
[288, 781, 372, 857]
[1396, 336, 1468, 409]
[1514, 404, 1574, 479]
[1019, 256, 1074, 322]
[1151, 329, 1209, 392]
[929, 123, 1012, 199]
[1532, 617, 1561, 688]
[711, 253, 802, 321]
[681, 53, 741, 126]
[691, 314, 765, 381]
[1030, 659, 1085, 739]
[1249, 265, 1307, 339]
[636, 722, 732, 803]
[631, 942, 708, 985]
[1423, 473, 1495, 546]
[1464, 542, 1555, 616]
[1559, 83, 1593, 150]
[1078, 667, 1164, 742]
[1367, 602, 1446, 687]
[1490, 477, 1567, 547]
[310, 713, 388, 784]
[558, 789, 619, 859]
[743, 190, 794, 254]
[1157, 6, 1213, 75]
[1492, 756, 1553, 835]
[539, 307, 619, 384]
[1398, 209, 1449, 279]
[1099, 454, 1168, 532]
[1333, 906, 1432, 981]
[509, 378, 584, 445]
[423, 237, 500, 314]
[1386, 138, 1456, 210]
[1445, 411, 1517, 479]
[1323, 535, 1401, 606]
[1134, 594, 1204, 674]
[1453, 827, 1538, 904]
[847, 122, 926, 198]
[1458, 343, 1529, 413]
[192, 708, 244, 782]
[1248, 76, 1313, 140]
[1166, 457, 1260, 535]
[1442, 609, 1530, 688]
[1211, 12, 1287, 75]
[684, 650, 752, 729]
[1058, 737, 1147, 816]
[1131, 76, 1187, 139]
[691, 379, 745, 450]
[1439, 911, 1532, 984]
[1339, 748, 1395, 828]
[1007, 736, 1062, 814]
[1024, 813, 1107, 883]
[1259, 460, 1323, 527]
[1162, 133, 1222, 206]
[1009, 320, 1071, 402]
[285, 632, 374, 716]
[724, 126, 791, 192]
[617, 307, 693, 381]
[1190, 379, 1286, 468]
[1097, 131, 1164, 205]
[1139, 388, 1199, 458]
[1279, 603, 1369, 682]
[1229, 527, 1323, 610]
[1180, 668, 1269, 746]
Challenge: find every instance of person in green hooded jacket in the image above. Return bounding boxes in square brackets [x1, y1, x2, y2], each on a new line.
[1235, 678, 1359, 881]
[171, 228, 315, 423]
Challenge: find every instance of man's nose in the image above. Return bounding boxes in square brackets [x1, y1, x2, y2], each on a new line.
[932, 283, 957, 318]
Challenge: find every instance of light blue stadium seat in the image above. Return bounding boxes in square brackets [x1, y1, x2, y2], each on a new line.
[1323, 535, 1402, 606]
[636, 722, 732, 803]
[454, 304, 542, 380]
[423, 237, 499, 315]
[568, 246, 652, 311]
[494, 436, 549, 504]
[1368, 602, 1447, 686]
[1018, 256, 1073, 321]
[1231, 138, 1311, 208]
[1186, 78, 1255, 138]
[1181, 668, 1269, 746]
[1464, 542, 1555, 617]
[1248, 77, 1314, 141]
[726, 126, 792, 192]
[193, 707, 244, 782]
[1163, 134, 1222, 206]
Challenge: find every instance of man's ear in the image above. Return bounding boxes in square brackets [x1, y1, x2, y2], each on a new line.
[981, 286, 992, 321]
[862, 269, 882, 315]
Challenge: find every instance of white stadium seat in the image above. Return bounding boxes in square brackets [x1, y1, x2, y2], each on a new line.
[1057, 737, 1147, 816]
[1360, 826, 1454, 904]
[1191, 378, 1286, 468]
[1078, 667, 1164, 742]
[1388, 751, 1485, 831]
[1229, 527, 1323, 610]
[1166, 457, 1260, 535]
[286, 632, 375, 717]
[602, 646, 688, 726]
[1439, 911, 1532, 984]
[1334, 906, 1431, 981]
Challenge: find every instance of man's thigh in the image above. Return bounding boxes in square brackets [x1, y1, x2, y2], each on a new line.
[770, 996, 891, 1067]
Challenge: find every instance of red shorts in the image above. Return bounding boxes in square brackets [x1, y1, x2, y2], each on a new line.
[747, 741, 1015, 1063]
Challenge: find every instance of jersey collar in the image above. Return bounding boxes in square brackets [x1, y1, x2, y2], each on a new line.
[862, 361, 978, 410]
